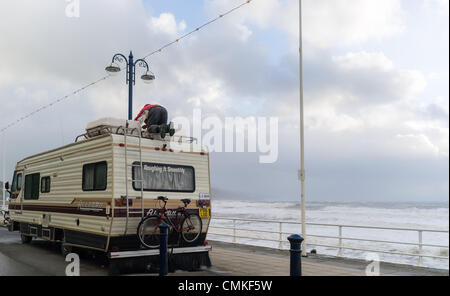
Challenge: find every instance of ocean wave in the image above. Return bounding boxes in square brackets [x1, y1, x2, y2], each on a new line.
[209, 200, 449, 269]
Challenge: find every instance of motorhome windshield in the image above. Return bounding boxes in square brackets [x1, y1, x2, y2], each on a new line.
[132, 162, 195, 193]
[11, 171, 22, 192]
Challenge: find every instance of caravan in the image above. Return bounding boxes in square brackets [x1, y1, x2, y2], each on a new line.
[6, 118, 212, 272]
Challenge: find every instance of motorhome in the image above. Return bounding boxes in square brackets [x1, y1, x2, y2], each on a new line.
[6, 118, 212, 271]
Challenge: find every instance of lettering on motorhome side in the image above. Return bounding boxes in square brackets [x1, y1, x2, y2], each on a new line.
[146, 208, 177, 216]
[77, 201, 104, 212]
[144, 164, 186, 174]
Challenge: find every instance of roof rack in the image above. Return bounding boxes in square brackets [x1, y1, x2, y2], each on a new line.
[75, 126, 197, 144]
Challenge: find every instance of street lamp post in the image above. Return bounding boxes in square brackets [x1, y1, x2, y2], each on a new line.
[106, 51, 155, 120]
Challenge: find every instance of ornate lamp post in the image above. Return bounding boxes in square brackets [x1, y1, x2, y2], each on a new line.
[105, 51, 155, 120]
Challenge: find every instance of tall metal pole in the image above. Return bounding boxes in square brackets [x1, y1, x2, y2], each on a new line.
[298, 0, 307, 256]
[128, 51, 134, 120]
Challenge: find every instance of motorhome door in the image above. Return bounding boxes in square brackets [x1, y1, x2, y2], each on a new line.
[10, 170, 24, 213]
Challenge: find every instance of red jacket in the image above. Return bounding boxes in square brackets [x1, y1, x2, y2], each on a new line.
[134, 104, 161, 121]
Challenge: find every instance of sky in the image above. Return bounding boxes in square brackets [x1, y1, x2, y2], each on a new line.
[0, 0, 448, 202]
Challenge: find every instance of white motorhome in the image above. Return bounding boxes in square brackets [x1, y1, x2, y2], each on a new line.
[6, 119, 212, 262]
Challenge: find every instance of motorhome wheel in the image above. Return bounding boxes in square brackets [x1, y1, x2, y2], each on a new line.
[20, 234, 32, 244]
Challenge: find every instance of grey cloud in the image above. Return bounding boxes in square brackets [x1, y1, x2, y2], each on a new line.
[422, 103, 449, 123]
[0, 1, 448, 203]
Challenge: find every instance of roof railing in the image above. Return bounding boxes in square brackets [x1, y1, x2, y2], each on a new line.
[74, 126, 197, 144]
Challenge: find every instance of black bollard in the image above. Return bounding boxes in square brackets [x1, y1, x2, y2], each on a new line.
[287, 234, 304, 276]
[159, 222, 169, 276]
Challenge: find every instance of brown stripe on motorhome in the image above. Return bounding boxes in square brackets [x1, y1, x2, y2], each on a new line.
[113, 207, 201, 218]
[8, 203, 108, 217]
[8, 202, 206, 218]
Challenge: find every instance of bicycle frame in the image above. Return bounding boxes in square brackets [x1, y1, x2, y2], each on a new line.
[153, 205, 191, 233]
[137, 199, 202, 249]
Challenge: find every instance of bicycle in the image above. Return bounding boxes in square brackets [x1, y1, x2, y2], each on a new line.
[1, 210, 10, 226]
[137, 196, 203, 249]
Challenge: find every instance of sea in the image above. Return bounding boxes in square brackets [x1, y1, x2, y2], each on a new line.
[207, 200, 449, 270]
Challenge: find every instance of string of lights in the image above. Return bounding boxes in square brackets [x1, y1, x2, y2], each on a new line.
[0, 0, 253, 134]
[142, 0, 253, 59]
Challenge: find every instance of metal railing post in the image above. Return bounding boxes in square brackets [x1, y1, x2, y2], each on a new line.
[418, 230, 423, 267]
[338, 225, 343, 257]
[159, 222, 169, 276]
[279, 222, 283, 250]
[288, 234, 304, 276]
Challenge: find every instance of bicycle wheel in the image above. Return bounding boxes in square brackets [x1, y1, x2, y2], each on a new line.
[181, 214, 202, 244]
[137, 215, 163, 249]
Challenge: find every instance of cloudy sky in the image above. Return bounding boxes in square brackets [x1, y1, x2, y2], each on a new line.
[0, 0, 448, 202]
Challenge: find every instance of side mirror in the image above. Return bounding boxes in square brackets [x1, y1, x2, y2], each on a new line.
[4, 182, 9, 190]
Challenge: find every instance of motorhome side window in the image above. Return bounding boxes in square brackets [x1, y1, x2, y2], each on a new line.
[82, 161, 107, 191]
[41, 177, 51, 193]
[132, 162, 195, 192]
[24, 173, 40, 200]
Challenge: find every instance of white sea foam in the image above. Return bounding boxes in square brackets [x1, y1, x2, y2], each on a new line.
[208, 200, 449, 270]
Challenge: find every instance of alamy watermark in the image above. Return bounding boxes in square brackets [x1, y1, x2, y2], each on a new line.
[65, 0, 80, 18]
[65, 253, 80, 276]
[172, 109, 279, 164]
[365, 253, 380, 276]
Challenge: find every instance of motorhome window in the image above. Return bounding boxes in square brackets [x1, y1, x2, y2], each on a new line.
[132, 162, 195, 193]
[82, 161, 107, 191]
[11, 172, 22, 192]
[41, 177, 51, 193]
[11, 172, 18, 192]
[16, 173, 22, 191]
[24, 173, 40, 200]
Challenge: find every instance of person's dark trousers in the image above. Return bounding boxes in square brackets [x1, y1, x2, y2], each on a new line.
[147, 106, 168, 126]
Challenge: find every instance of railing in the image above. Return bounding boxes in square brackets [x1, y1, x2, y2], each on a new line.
[75, 125, 198, 144]
[207, 217, 449, 268]
[173, 135, 197, 144]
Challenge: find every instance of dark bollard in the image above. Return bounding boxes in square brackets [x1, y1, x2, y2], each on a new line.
[288, 234, 304, 276]
[159, 222, 169, 276]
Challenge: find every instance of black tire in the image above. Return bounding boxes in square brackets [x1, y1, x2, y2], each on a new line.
[181, 214, 202, 244]
[20, 234, 32, 244]
[137, 215, 164, 249]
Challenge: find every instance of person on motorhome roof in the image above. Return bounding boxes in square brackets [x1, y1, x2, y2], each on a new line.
[134, 104, 168, 132]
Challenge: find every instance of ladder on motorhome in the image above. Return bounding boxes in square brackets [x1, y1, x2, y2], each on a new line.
[122, 121, 145, 235]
